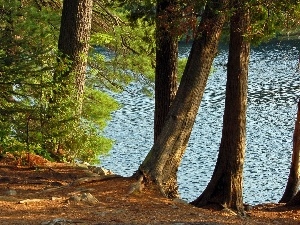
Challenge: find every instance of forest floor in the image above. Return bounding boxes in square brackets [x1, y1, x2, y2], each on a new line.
[0, 153, 300, 225]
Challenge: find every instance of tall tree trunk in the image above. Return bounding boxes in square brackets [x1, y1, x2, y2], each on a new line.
[280, 100, 300, 203]
[191, 0, 250, 214]
[58, 0, 93, 113]
[46, 0, 92, 155]
[154, 0, 178, 141]
[137, 0, 229, 198]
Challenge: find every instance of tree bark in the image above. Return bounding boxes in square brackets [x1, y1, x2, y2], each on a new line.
[154, 0, 178, 142]
[280, 100, 300, 203]
[191, 0, 250, 214]
[137, 0, 229, 198]
[58, 0, 93, 113]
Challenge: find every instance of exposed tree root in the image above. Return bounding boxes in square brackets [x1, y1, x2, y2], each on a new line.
[130, 170, 168, 198]
[127, 175, 144, 195]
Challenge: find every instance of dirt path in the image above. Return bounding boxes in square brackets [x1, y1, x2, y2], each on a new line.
[0, 154, 300, 224]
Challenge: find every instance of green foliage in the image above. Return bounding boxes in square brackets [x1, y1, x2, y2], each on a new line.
[248, 0, 300, 44]
[83, 88, 119, 130]
[89, 5, 156, 94]
[106, 0, 156, 22]
[178, 58, 188, 81]
[0, 0, 119, 164]
[8, 0, 294, 165]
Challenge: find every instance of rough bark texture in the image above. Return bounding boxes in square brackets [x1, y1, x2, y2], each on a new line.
[138, 0, 229, 199]
[281, 100, 300, 203]
[154, 0, 178, 142]
[58, 0, 93, 112]
[191, 0, 250, 214]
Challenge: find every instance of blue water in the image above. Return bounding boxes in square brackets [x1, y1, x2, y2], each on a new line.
[101, 39, 300, 205]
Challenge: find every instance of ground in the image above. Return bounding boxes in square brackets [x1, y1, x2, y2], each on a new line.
[1, 154, 300, 225]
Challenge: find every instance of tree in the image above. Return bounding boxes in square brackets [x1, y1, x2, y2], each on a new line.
[135, 0, 229, 198]
[154, 0, 201, 141]
[276, 0, 300, 204]
[280, 100, 300, 204]
[249, 0, 300, 205]
[0, 0, 61, 156]
[57, 0, 93, 113]
[42, 0, 94, 160]
[191, 0, 250, 214]
[0, 0, 118, 163]
[154, 0, 178, 141]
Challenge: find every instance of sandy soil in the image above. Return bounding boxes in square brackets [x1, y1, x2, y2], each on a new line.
[0, 153, 300, 225]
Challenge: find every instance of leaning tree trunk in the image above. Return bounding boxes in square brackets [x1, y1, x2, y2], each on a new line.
[58, 0, 93, 113]
[154, 0, 178, 142]
[137, 0, 229, 199]
[280, 100, 300, 203]
[191, 0, 250, 215]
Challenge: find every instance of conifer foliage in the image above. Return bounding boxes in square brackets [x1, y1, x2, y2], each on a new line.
[0, 0, 118, 163]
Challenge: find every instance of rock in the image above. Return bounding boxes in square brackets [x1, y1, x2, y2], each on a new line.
[68, 192, 98, 204]
[173, 198, 189, 205]
[244, 203, 253, 211]
[75, 163, 89, 169]
[51, 197, 63, 201]
[81, 192, 99, 204]
[170, 204, 179, 209]
[221, 208, 237, 216]
[87, 166, 113, 176]
[94, 211, 107, 217]
[68, 195, 82, 202]
[41, 218, 75, 225]
[6, 189, 17, 196]
[19, 199, 47, 204]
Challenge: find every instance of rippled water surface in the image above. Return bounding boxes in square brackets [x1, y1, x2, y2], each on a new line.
[101, 39, 300, 205]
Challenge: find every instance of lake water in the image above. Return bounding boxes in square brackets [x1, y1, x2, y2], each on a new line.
[101, 39, 300, 205]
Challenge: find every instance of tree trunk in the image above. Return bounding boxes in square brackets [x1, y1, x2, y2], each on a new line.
[45, 0, 93, 155]
[280, 100, 300, 203]
[154, 0, 178, 142]
[58, 0, 93, 113]
[191, 0, 250, 215]
[137, 0, 229, 198]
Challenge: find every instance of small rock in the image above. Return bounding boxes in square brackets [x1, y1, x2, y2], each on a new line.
[244, 203, 253, 211]
[88, 166, 113, 175]
[81, 192, 99, 204]
[75, 163, 89, 169]
[173, 198, 189, 204]
[51, 197, 63, 201]
[115, 209, 126, 214]
[68, 195, 82, 202]
[95, 212, 107, 217]
[6, 189, 17, 196]
[170, 204, 179, 209]
[41, 218, 74, 225]
[19, 199, 46, 204]
[68, 192, 98, 204]
[221, 208, 237, 216]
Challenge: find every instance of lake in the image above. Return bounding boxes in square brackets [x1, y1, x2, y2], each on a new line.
[101, 38, 300, 205]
